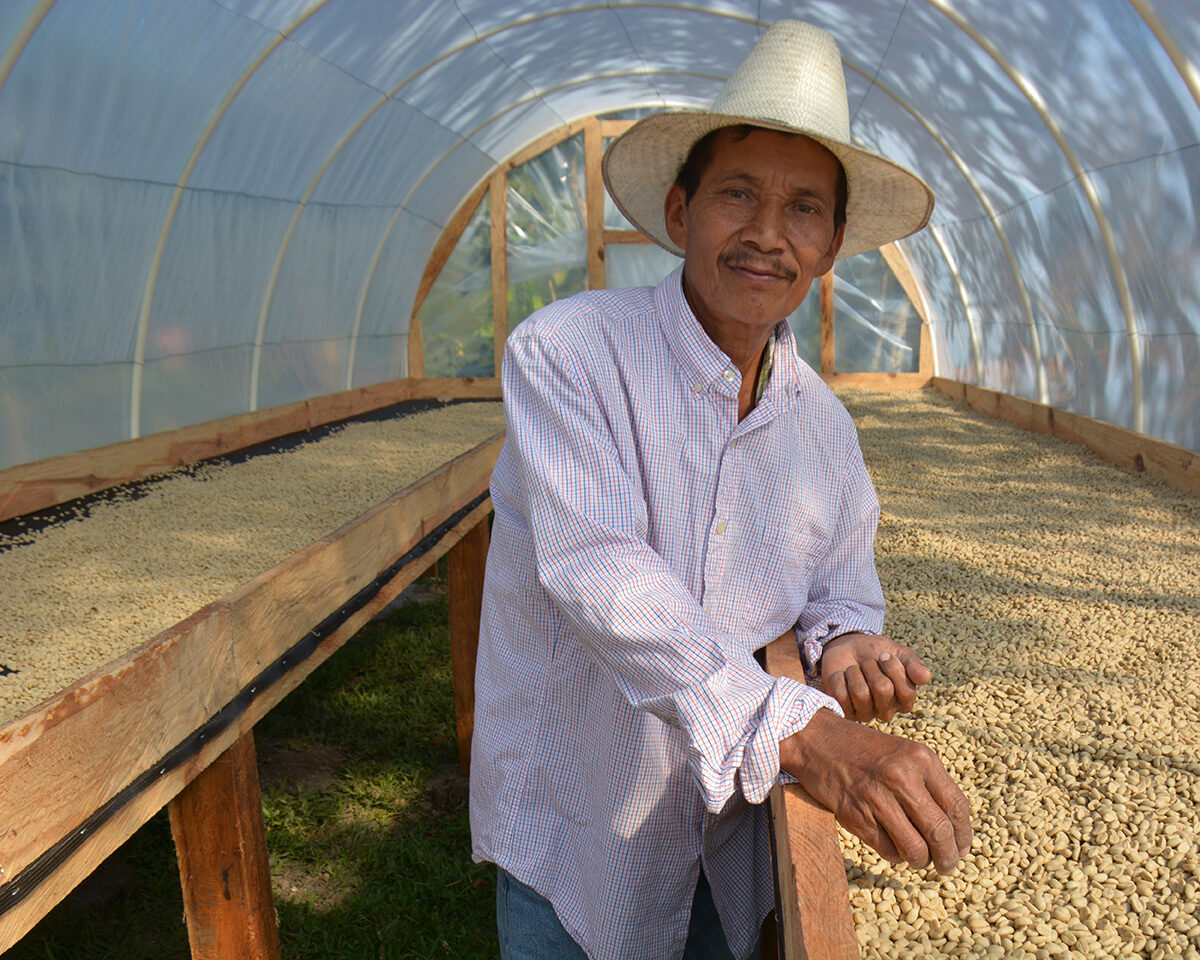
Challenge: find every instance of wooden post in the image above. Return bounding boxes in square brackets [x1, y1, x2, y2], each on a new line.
[168, 732, 279, 960]
[820, 270, 835, 375]
[490, 171, 509, 377]
[764, 632, 858, 960]
[585, 117, 606, 290]
[447, 516, 490, 775]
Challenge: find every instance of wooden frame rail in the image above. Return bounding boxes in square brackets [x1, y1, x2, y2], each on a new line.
[0, 434, 503, 953]
[763, 633, 859, 960]
[0, 377, 501, 524]
[931, 378, 1199, 498]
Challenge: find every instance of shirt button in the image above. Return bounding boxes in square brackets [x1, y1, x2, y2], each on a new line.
[722, 369, 736, 382]
[715, 520, 727, 535]
[692, 382, 704, 393]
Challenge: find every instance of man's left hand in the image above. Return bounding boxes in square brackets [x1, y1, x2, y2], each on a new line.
[819, 632, 931, 723]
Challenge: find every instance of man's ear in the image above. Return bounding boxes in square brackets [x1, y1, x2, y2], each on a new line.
[815, 221, 845, 276]
[664, 183, 688, 251]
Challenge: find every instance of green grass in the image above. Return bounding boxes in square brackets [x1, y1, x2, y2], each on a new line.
[8, 593, 498, 960]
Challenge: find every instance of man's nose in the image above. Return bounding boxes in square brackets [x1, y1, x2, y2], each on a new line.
[740, 200, 787, 252]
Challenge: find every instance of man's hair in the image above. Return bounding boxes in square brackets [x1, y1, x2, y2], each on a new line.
[674, 124, 848, 231]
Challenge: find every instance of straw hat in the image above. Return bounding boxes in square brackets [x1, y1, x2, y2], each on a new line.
[602, 20, 934, 260]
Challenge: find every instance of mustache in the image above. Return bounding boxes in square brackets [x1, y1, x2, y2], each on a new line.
[720, 250, 797, 282]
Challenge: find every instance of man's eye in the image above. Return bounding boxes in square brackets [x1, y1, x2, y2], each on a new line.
[726, 188, 749, 200]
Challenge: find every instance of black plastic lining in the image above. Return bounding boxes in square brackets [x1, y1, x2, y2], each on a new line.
[0, 489, 489, 918]
[0, 397, 468, 553]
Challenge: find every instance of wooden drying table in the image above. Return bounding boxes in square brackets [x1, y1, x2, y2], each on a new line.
[0, 428, 502, 957]
[0, 414, 860, 960]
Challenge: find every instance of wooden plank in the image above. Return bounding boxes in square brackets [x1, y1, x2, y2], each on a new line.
[599, 119, 636, 139]
[491, 170, 509, 378]
[0, 441, 502, 951]
[0, 499, 496, 952]
[820, 372, 932, 391]
[585, 117, 606, 291]
[168, 732, 279, 960]
[0, 381, 420, 524]
[501, 120, 587, 173]
[224, 434, 504, 690]
[408, 377, 502, 401]
[820, 271, 835, 375]
[931, 378, 1200, 497]
[0, 603, 240, 951]
[448, 517, 489, 775]
[407, 314, 425, 380]
[603, 229, 652, 244]
[763, 633, 858, 960]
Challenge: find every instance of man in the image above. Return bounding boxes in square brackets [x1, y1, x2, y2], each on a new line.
[470, 20, 971, 960]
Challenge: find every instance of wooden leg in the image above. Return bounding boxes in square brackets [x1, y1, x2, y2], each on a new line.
[447, 516, 490, 776]
[168, 731, 279, 960]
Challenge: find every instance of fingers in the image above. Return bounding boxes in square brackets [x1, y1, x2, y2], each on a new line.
[784, 714, 973, 877]
[899, 648, 933, 686]
[878, 655, 917, 715]
[823, 638, 930, 722]
[843, 664, 875, 721]
[925, 765, 974, 859]
[859, 659, 897, 721]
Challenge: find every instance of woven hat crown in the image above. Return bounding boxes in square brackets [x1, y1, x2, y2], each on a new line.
[711, 21, 851, 144]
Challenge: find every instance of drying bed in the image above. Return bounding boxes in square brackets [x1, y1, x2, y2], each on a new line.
[838, 388, 1199, 960]
[0, 400, 505, 725]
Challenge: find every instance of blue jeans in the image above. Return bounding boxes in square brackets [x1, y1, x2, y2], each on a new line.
[496, 867, 758, 960]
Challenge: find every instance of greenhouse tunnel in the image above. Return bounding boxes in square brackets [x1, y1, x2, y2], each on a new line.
[1, 0, 1199, 469]
[1, 2, 1199, 959]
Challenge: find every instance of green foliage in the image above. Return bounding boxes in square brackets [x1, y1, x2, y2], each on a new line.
[8, 597, 497, 960]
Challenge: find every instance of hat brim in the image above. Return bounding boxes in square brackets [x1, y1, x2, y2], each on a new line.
[601, 111, 934, 260]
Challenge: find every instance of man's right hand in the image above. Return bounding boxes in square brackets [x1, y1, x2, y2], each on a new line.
[778, 708, 972, 875]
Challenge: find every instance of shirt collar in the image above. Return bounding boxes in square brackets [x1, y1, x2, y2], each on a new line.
[654, 266, 803, 405]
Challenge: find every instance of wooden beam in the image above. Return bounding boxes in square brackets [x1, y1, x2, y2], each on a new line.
[502, 119, 588, 174]
[168, 732, 279, 960]
[408, 377, 501, 401]
[447, 516, 490, 775]
[602, 229, 651, 244]
[764, 633, 858, 960]
[0, 438, 502, 951]
[490, 170, 509, 376]
[585, 117, 606, 290]
[931, 378, 1200, 498]
[599, 119, 636, 139]
[820, 373, 932, 391]
[407, 314, 425, 380]
[820, 271, 835, 375]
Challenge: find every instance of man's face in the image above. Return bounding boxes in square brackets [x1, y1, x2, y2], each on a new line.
[664, 128, 844, 340]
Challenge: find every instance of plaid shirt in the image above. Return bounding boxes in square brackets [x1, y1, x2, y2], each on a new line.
[470, 268, 884, 960]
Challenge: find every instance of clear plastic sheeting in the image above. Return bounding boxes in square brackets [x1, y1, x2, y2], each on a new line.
[0, 0, 1196, 470]
[416, 191, 493, 379]
[605, 244, 681, 290]
[505, 133, 588, 335]
[834, 252, 922, 374]
[787, 286, 822, 373]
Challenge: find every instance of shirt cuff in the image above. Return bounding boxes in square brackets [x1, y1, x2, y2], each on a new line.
[738, 678, 843, 805]
[797, 614, 885, 684]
